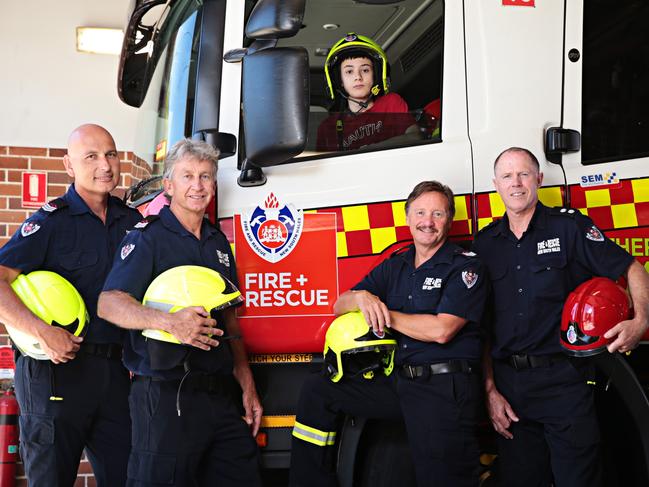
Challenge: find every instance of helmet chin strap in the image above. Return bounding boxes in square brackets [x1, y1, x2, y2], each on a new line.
[336, 89, 369, 111]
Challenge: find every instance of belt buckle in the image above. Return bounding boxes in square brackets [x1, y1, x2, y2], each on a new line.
[510, 354, 530, 370]
[403, 365, 422, 379]
[403, 365, 415, 379]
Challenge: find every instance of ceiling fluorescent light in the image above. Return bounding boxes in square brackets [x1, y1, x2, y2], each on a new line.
[76, 27, 124, 55]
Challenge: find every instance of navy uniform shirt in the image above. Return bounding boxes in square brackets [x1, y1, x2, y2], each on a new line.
[0, 184, 141, 344]
[473, 202, 634, 359]
[353, 240, 488, 366]
[102, 205, 239, 380]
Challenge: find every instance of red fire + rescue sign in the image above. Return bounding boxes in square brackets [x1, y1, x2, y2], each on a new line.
[234, 193, 338, 318]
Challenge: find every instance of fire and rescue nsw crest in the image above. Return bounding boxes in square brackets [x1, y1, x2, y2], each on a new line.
[241, 193, 304, 263]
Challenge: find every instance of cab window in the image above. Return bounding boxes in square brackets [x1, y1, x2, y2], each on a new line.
[582, 0, 649, 165]
[265, 0, 444, 160]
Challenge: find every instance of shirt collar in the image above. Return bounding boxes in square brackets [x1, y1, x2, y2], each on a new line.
[65, 184, 92, 216]
[399, 240, 455, 269]
[65, 184, 129, 224]
[159, 206, 217, 241]
[493, 200, 546, 236]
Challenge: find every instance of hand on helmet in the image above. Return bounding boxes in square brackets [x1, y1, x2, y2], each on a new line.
[167, 306, 223, 351]
[604, 317, 648, 354]
[353, 290, 391, 335]
[37, 325, 83, 364]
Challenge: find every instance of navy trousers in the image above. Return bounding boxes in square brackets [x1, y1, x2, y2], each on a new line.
[289, 370, 481, 487]
[127, 376, 262, 486]
[14, 352, 131, 487]
[493, 359, 602, 487]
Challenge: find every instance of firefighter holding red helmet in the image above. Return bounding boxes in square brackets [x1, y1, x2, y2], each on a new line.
[560, 277, 632, 357]
[473, 147, 649, 487]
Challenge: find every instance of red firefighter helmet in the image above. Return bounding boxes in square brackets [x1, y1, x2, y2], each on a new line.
[560, 277, 631, 357]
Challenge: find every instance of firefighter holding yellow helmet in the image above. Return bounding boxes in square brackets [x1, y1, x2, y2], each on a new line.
[0, 124, 141, 486]
[98, 138, 262, 486]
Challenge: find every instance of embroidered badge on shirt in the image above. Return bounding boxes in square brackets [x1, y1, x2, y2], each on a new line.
[462, 251, 476, 257]
[537, 237, 561, 255]
[120, 243, 135, 260]
[422, 277, 442, 290]
[216, 250, 230, 267]
[461, 270, 478, 289]
[585, 225, 605, 242]
[134, 220, 149, 229]
[20, 222, 40, 237]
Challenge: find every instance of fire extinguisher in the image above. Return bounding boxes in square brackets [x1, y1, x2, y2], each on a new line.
[0, 389, 19, 487]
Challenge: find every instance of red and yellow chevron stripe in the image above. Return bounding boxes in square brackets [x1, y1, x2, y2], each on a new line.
[309, 194, 472, 258]
[476, 177, 649, 232]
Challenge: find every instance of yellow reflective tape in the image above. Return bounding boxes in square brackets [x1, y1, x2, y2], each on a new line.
[611, 203, 638, 228]
[454, 195, 468, 221]
[337, 232, 348, 258]
[292, 421, 337, 446]
[392, 201, 406, 226]
[370, 226, 397, 254]
[539, 187, 563, 207]
[261, 415, 296, 428]
[488, 193, 505, 217]
[632, 179, 649, 203]
[342, 205, 370, 232]
[248, 353, 314, 364]
[585, 188, 611, 208]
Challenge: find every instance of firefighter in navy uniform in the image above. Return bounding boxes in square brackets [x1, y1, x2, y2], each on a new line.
[473, 147, 649, 487]
[98, 138, 262, 487]
[290, 181, 488, 487]
[0, 124, 141, 486]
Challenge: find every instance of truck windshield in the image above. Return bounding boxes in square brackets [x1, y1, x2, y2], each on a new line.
[132, 0, 202, 175]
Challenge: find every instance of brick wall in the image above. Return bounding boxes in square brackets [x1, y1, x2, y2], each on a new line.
[0, 144, 151, 485]
[0, 145, 151, 247]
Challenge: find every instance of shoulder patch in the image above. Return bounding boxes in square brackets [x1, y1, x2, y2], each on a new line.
[120, 243, 136, 260]
[20, 221, 41, 237]
[133, 215, 160, 231]
[461, 268, 479, 289]
[40, 198, 68, 214]
[585, 224, 605, 242]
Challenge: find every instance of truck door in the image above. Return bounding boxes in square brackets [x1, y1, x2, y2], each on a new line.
[562, 0, 649, 275]
[561, 2, 649, 483]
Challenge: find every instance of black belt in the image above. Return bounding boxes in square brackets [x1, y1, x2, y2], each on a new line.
[133, 373, 226, 394]
[79, 343, 122, 360]
[401, 360, 475, 379]
[503, 353, 567, 370]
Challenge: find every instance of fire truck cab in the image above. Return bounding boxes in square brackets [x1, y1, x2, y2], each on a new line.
[119, 0, 649, 484]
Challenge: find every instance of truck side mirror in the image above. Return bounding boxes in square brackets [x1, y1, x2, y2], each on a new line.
[118, 0, 167, 107]
[241, 47, 309, 168]
[246, 0, 306, 39]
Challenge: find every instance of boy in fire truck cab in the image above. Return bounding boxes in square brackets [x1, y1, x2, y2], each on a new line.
[316, 33, 420, 152]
